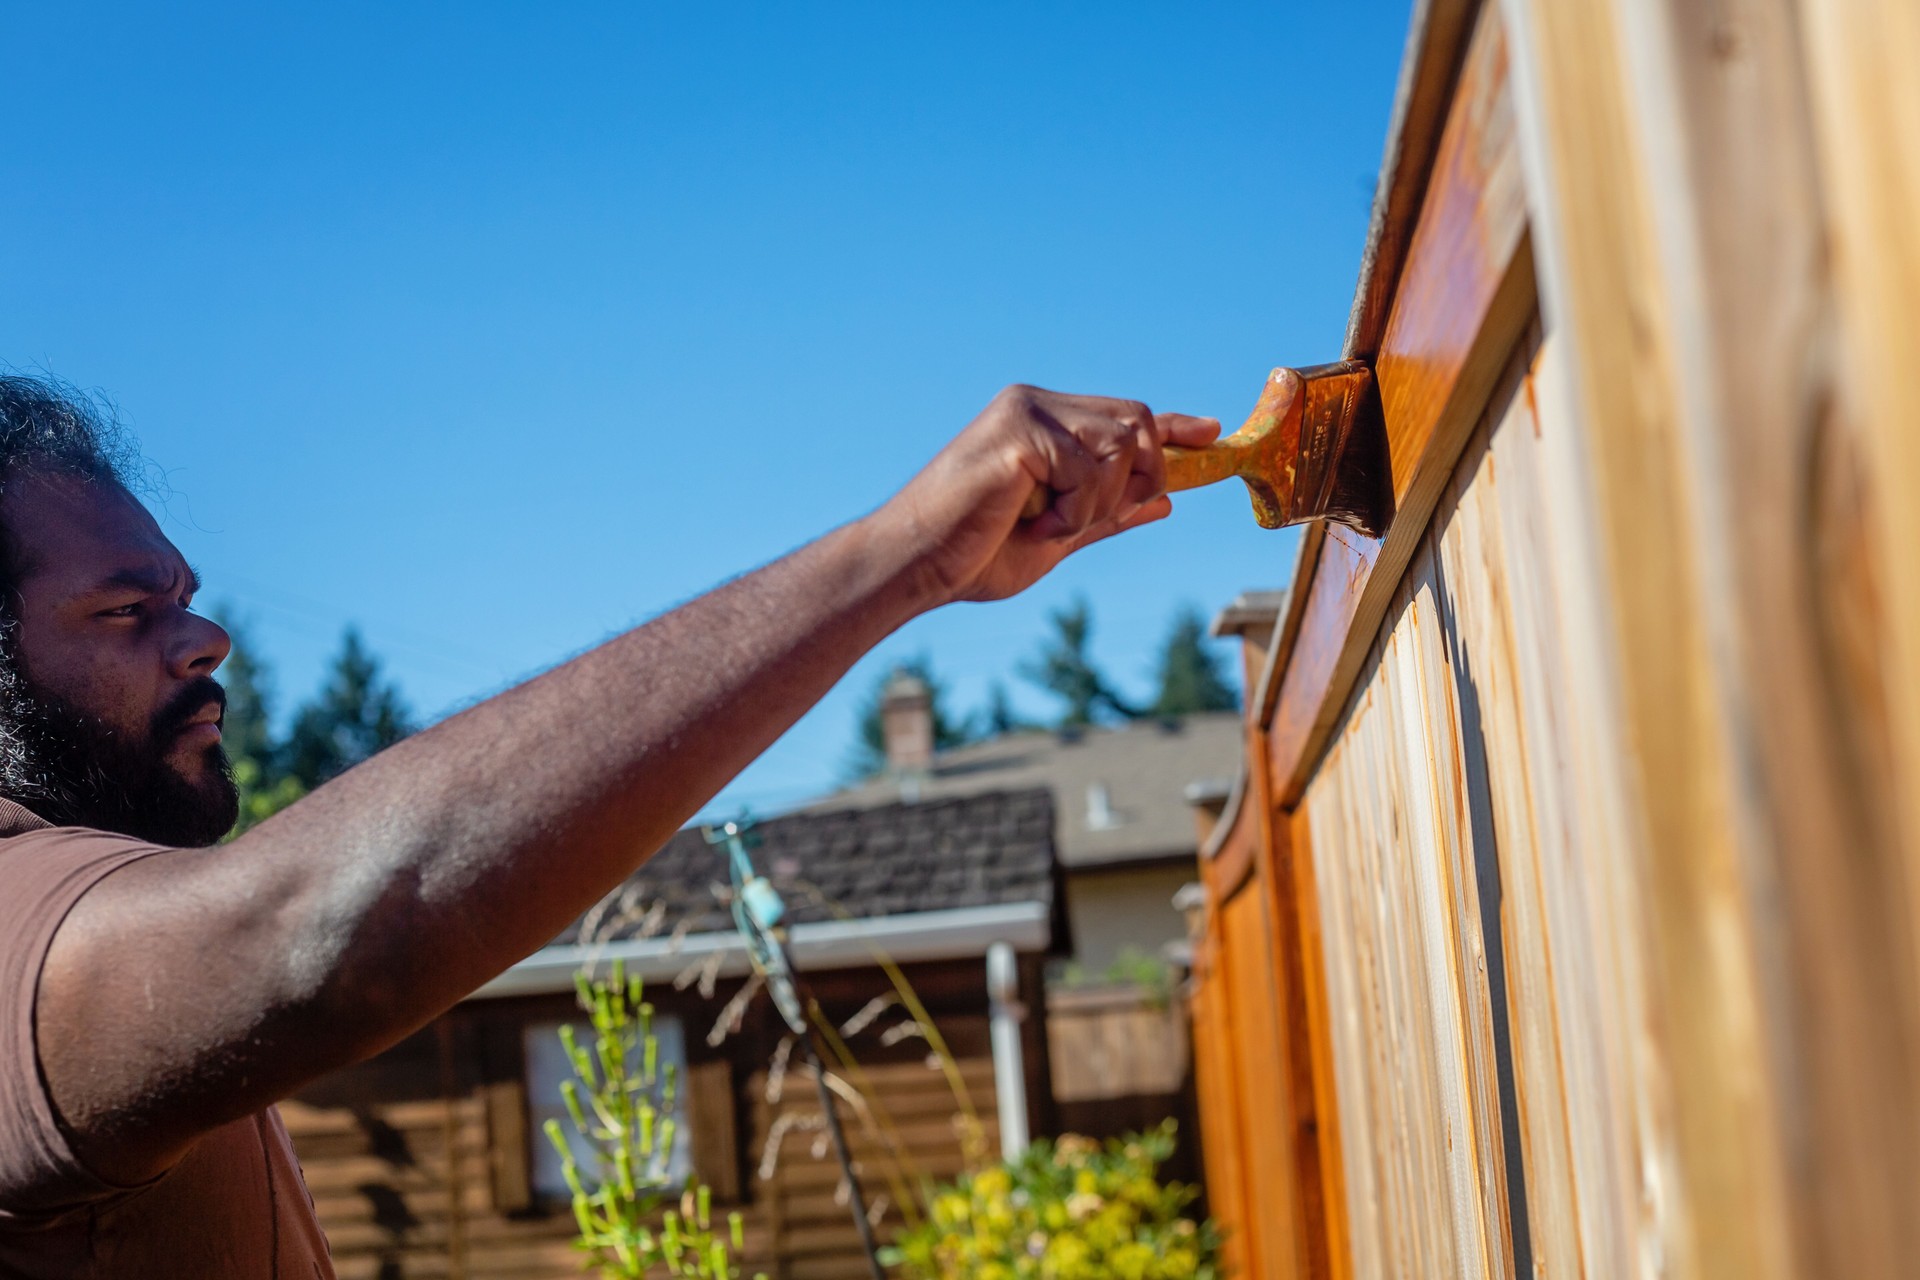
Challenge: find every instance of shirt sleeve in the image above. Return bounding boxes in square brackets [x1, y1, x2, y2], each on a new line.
[0, 828, 167, 1220]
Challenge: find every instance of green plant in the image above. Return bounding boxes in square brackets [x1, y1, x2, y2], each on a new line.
[885, 1121, 1219, 1280]
[544, 960, 762, 1279]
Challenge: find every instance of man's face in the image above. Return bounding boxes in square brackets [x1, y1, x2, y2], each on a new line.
[1, 473, 236, 845]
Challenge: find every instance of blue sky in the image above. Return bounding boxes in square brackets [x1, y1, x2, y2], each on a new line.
[5, 1, 1410, 815]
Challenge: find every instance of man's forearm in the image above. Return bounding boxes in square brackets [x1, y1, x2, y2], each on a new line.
[44, 509, 940, 1167]
[272, 509, 938, 1033]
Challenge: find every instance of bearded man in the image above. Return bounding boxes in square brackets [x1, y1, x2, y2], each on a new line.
[0, 373, 1217, 1275]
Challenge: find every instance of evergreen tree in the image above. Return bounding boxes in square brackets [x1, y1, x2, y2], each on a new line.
[213, 608, 307, 836]
[1151, 605, 1239, 717]
[979, 680, 1035, 738]
[1019, 597, 1140, 728]
[284, 626, 414, 789]
[848, 656, 972, 778]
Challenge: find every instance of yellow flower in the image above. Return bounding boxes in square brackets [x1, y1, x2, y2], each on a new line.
[1053, 1135, 1098, 1163]
[1064, 1191, 1104, 1221]
[974, 1168, 1013, 1199]
[1110, 1241, 1155, 1280]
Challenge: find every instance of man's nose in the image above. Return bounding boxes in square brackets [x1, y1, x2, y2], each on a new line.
[168, 609, 232, 679]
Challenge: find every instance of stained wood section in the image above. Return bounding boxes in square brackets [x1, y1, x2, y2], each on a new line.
[1283, 808, 1348, 1280]
[1268, 2, 1534, 807]
[1344, 0, 1481, 359]
[1187, 931, 1252, 1279]
[1186, 762, 1329, 1280]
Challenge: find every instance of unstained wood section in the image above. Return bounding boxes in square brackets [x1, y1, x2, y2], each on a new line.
[1300, 340, 1551, 1280]
[1496, 0, 1920, 1272]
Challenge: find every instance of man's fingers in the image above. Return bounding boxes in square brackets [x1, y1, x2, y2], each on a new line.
[1128, 411, 1166, 510]
[1043, 401, 1142, 533]
[1028, 424, 1102, 536]
[1157, 412, 1223, 449]
[1011, 391, 1211, 542]
[1068, 494, 1174, 553]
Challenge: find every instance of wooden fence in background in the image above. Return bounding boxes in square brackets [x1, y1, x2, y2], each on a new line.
[1044, 986, 1199, 1184]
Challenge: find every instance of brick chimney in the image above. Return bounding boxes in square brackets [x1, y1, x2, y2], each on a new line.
[880, 669, 935, 776]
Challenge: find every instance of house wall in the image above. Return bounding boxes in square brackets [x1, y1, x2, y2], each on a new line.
[1058, 861, 1193, 980]
[285, 958, 1030, 1280]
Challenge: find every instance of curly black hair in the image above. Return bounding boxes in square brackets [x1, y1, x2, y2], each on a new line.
[0, 374, 135, 591]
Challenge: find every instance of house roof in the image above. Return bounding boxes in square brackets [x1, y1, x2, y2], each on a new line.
[552, 786, 1060, 947]
[474, 787, 1061, 998]
[806, 712, 1243, 870]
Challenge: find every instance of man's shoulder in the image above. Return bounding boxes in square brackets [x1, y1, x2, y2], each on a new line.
[0, 798, 51, 839]
[0, 802, 163, 864]
[0, 810, 169, 941]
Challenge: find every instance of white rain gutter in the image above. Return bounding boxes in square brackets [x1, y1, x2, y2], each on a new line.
[472, 900, 1052, 999]
[986, 940, 1030, 1160]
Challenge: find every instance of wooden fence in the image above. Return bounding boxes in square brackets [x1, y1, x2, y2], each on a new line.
[1044, 986, 1198, 1182]
[1189, 1, 1920, 1278]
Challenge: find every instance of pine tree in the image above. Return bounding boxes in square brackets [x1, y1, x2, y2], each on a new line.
[213, 609, 306, 836]
[1019, 598, 1140, 728]
[216, 609, 275, 772]
[284, 627, 414, 789]
[1151, 605, 1239, 717]
[980, 681, 1034, 738]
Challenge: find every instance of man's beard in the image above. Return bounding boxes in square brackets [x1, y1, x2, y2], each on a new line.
[0, 666, 240, 847]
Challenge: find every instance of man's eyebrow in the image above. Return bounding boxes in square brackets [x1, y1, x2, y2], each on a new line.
[98, 564, 196, 597]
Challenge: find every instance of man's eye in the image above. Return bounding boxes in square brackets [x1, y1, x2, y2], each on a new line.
[98, 603, 142, 619]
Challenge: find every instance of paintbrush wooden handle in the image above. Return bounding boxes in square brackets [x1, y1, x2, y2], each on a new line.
[1016, 439, 1237, 521]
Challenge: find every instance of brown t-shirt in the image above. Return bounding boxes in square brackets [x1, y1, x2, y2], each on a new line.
[0, 799, 333, 1277]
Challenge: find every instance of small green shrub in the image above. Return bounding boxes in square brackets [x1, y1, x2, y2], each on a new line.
[545, 960, 761, 1279]
[884, 1121, 1219, 1280]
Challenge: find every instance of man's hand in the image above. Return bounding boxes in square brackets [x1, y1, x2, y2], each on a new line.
[877, 385, 1222, 605]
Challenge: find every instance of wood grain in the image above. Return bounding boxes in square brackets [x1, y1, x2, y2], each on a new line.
[1496, 0, 1920, 1272]
[1794, 4, 1920, 1265]
[1302, 534, 1521, 1280]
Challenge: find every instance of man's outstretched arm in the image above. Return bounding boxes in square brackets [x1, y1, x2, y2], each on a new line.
[37, 386, 1219, 1186]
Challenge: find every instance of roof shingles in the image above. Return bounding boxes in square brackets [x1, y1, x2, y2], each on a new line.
[558, 787, 1057, 947]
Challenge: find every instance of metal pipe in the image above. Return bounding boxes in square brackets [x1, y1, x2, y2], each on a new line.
[986, 940, 1030, 1160]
